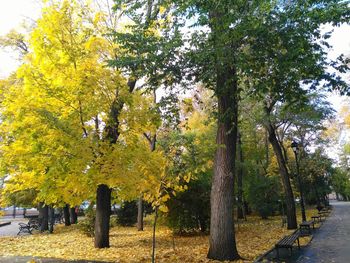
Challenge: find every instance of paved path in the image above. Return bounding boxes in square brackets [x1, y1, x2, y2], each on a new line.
[0, 218, 28, 237]
[296, 201, 350, 263]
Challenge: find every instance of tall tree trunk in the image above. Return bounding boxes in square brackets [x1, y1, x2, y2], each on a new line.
[94, 78, 136, 248]
[70, 207, 78, 224]
[237, 132, 244, 220]
[12, 205, 16, 218]
[207, 7, 240, 259]
[265, 130, 269, 167]
[48, 206, 55, 233]
[39, 203, 49, 232]
[208, 72, 240, 260]
[137, 197, 144, 231]
[138, 112, 157, 231]
[151, 206, 158, 263]
[265, 119, 297, 229]
[63, 204, 71, 226]
[94, 184, 111, 248]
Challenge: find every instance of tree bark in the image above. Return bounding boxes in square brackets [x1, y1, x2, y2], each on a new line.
[264, 118, 297, 229]
[94, 184, 111, 248]
[12, 205, 16, 218]
[39, 203, 49, 232]
[94, 78, 136, 248]
[70, 207, 78, 224]
[208, 72, 240, 260]
[138, 129, 157, 231]
[48, 206, 55, 233]
[207, 7, 240, 259]
[137, 197, 144, 231]
[237, 132, 244, 220]
[63, 204, 71, 226]
[151, 206, 158, 263]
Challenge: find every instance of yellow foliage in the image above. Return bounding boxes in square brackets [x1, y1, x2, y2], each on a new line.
[0, 0, 168, 208]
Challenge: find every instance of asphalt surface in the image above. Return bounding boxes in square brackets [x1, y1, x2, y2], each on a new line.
[0, 218, 27, 237]
[296, 201, 350, 263]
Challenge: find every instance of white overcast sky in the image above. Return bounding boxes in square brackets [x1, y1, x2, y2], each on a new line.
[0, 0, 41, 78]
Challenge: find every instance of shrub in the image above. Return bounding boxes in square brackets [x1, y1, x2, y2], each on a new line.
[78, 206, 95, 237]
[116, 201, 137, 226]
[164, 175, 210, 234]
[246, 174, 280, 219]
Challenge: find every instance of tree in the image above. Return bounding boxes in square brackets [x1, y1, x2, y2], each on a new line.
[331, 168, 350, 200]
[239, 0, 349, 229]
[0, 0, 170, 248]
[161, 96, 216, 233]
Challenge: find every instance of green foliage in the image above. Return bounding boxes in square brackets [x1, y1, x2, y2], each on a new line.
[109, 215, 119, 228]
[297, 149, 333, 205]
[246, 174, 280, 219]
[331, 168, 350, 200]
[78, 205, 96, 237]
[0, 187, 37, 208]
[164, 172, 211, 234]
[116, 201, 138, 227]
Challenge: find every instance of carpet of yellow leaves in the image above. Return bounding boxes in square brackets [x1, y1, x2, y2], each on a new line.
[0, 208, 318, 262]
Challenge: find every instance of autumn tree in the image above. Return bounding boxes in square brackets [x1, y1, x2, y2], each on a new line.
[239, 0, 350, 229]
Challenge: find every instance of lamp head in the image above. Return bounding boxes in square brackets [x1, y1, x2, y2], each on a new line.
[291, 141, 298, 154]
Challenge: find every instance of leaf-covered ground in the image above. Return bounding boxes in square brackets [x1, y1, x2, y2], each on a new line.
[0, 209, 318, 262]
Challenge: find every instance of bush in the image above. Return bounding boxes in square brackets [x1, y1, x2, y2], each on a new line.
[78, 206, 95, 237]
[110, 215, 118, 227]
[246, 174, 280, 219]
[164, 175, 210, 234]
[116, 201, 137, 226]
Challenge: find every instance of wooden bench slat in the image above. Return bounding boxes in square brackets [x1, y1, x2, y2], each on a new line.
[275, 231, 300, 259]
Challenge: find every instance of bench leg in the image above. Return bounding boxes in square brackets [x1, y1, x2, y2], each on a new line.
[297, 238, 300, 249]
[17, 227, 32, 235]
[276, 247, 280, 259]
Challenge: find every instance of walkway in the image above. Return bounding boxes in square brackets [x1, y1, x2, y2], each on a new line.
[297, 201, 350, 263]
[0, 218, 27, 237]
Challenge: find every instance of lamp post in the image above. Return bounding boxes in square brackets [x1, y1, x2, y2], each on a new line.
[291, 141, 307, 222]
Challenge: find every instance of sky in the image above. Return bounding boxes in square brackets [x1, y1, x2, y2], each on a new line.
[0, 0, 41, 78]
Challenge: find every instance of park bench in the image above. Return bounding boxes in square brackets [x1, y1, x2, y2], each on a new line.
[318, 211, 328, 221]
[29, 218, 42, 230]
[54, 213, 63, 224]
[320, 208, 331, 215]
[299, 221, 314, 236]
[275, 230, 300, 259]
[17, 218, 42, 235]
[311, 215, 321, 223]
[17, 222, 32, 235]
[325, 205, 332, 210]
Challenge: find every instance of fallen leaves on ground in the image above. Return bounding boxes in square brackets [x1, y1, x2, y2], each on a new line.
[0, 209, 319, 263]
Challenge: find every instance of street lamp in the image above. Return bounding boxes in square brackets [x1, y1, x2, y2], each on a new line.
[291, 140, 307, 222]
